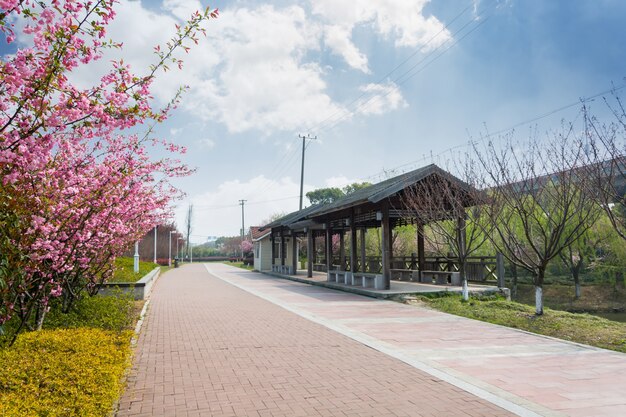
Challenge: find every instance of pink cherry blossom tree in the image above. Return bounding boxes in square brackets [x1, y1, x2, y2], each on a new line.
[0, 0, 217, 341]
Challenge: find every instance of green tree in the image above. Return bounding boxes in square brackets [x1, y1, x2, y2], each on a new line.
[342, 182, 372, 194]
[306, 187, 344, 205]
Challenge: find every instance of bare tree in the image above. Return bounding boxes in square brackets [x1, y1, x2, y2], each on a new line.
[474, 131, 601, 315]
[582, 96, 626, 240]
[401, 164, 490, 300]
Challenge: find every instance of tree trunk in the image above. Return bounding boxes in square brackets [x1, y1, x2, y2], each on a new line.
[573, 269, 581, 299]
[535, 269, 545, 315]
[510, 263, 518, 298]
[35, 302, 47, 331]
[615, 270, 625, 290]
[535, 285, 544, 315]
[459, 261, 469, 301]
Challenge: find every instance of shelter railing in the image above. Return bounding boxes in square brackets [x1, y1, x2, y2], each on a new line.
[314, 255, 500, 283]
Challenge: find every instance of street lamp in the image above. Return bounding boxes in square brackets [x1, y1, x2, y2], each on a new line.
[168, 231, 174, 267]
[134, 241, 139, 273]
[153, 225, 157, 264]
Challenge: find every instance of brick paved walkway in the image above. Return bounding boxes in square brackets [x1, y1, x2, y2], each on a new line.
[201, 263, 626, 417]
[117, 263, 514, 417]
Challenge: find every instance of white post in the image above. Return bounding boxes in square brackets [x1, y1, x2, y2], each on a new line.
[190, 243, 193, 263]
[153, 226, 157, 264]
[168, 231, 173, 267]
[134, 241, 139, 273]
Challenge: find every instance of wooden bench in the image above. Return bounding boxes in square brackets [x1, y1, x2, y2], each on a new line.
[420, 270, 461, 286]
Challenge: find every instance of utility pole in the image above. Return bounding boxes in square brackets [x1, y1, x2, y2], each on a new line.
[298, 134, 317, 210]
[239, 199, 247, 260]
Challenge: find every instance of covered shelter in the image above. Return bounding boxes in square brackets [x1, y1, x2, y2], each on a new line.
[259, 164, 490, 290]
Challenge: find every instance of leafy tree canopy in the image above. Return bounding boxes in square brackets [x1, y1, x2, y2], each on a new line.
[306, 182, 371, 205]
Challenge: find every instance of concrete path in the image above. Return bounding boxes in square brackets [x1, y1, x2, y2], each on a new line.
[117, 263, 626, 417]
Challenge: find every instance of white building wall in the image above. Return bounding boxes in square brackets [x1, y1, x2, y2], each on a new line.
[253, 237, 272, 271]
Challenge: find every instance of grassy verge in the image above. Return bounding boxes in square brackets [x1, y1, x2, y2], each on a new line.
[108, 257, 159, 283]
[0, 328, 132, 417]
[224, 261, 253, 270]
[0, 292, 139, 416]
[405, 294, 626, 353]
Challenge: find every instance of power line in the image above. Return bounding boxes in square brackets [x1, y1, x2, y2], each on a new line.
[355, 83, 626, 184]
[193, 195, 301, 211]
[250, 3, 494, 203]
[301, 2, 479, 134]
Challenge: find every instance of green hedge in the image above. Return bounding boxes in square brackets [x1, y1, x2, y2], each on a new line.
[0, 328, 132, 417]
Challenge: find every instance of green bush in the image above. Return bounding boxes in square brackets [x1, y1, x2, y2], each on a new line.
[108, 257, 158, 283]
[44, 291, 136, 332]
[0, 328, 132, 417]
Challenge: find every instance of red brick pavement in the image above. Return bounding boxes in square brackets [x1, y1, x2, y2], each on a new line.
[116, 263, 513, 417]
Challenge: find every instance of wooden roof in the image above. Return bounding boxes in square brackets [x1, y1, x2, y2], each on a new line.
[261, 164, 476, 231]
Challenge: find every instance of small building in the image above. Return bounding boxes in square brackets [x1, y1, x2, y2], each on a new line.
[251, 226, 297, 272]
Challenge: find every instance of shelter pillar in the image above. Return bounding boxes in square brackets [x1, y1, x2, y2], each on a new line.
[360, 228, 366, 272]
[350, 216, 357, 273]
[339, 231, 345, 271]
[291, 232, 298, 274]
[271, 232, 275, 266]
[280, 229, 285, 266]
[307, 229, 313, 278]
[417, 223, 425, 272]
[325, 225, 332, 273]
[380, 203, 391, 289]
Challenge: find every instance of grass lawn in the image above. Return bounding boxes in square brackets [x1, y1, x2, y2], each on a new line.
[224, 261, 253, 270]
[512, 283, 626, 313]
[108, 256, 159, 283]
[405, 294, 626, 353]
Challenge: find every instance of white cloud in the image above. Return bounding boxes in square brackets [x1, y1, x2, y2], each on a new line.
[324, 176, 362, 188]
[312, 0, 451, 72]
[196, 138, 215, 149]
[14, 1, 427, 136]
[322, 25, 370, 73]
[179, 175, 312, 238]
[162, 0, 202, 20]
[355, 81, 408, 115]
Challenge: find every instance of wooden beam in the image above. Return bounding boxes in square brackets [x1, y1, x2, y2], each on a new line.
[271, 232, 275, 266]
[417, 223, 425, 272]
[339, 231, 345, 271]
[280, 229, 285, 266]
[350, 213, 357, 273]
[307, 230, 313, 277]
[380, 202, 391, 289]
[292, 232, 298, 274]
[360, 228, 366, 273]
[325, 226, 332, 272]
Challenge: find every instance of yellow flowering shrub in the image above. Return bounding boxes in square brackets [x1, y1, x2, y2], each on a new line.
[0, 328, 132, 417]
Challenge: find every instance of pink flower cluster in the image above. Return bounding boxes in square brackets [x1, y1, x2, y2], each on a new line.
[0, 1, 217, 327]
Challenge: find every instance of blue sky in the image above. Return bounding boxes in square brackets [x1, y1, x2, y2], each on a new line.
[4, 0, 626, 240]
